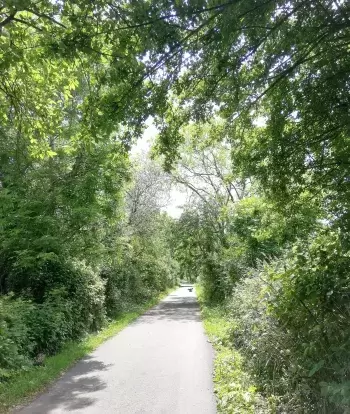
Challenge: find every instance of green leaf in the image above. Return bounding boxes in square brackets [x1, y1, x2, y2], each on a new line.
[308, 360, 325, 377]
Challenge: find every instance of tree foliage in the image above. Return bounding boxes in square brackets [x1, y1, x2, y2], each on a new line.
[1, 1, 350, 411]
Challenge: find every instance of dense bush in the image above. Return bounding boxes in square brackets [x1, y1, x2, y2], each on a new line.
[0, 249, 176, 382]
[0, 260, 109, 381]
[227, 228, 350, 413]
[229, 272, 317, 412]
[0, 296, 34, 381]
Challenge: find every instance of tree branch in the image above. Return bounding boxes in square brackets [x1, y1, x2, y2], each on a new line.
[0, 12, 16, 28]
[23, 8, 67, 28]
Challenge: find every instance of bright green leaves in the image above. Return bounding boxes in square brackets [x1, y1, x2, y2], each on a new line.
[1, 0, 179, 162]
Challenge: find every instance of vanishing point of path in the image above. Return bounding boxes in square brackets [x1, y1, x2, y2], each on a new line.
[16, 286, 216, 414]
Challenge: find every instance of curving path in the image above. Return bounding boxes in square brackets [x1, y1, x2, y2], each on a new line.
[15, 286, 216, 413]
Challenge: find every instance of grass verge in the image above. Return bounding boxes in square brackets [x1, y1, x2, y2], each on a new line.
[0, 288, 175, 413]
[196, 284, 272, 414]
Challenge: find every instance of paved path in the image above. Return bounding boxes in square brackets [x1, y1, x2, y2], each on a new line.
[16, 286, 216, 413]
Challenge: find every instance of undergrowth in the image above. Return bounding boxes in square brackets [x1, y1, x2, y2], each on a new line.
[196, 285, 274, 413]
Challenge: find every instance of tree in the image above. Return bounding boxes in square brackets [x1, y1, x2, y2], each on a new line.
[126, 154, 172, 234]
[174, 126, 246, 204]
[171, 123, 251, 298]
[150, 0, 349, 232]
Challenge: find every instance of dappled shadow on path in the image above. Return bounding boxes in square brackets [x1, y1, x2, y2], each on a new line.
[15, 356, 111, 413]
[133, 290, 201, 325]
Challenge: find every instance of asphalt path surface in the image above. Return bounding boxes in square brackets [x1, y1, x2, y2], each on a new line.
[16, 286, 216, 413]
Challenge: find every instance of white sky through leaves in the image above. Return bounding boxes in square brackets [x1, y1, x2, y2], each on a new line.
[131, 118, 186, 218]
